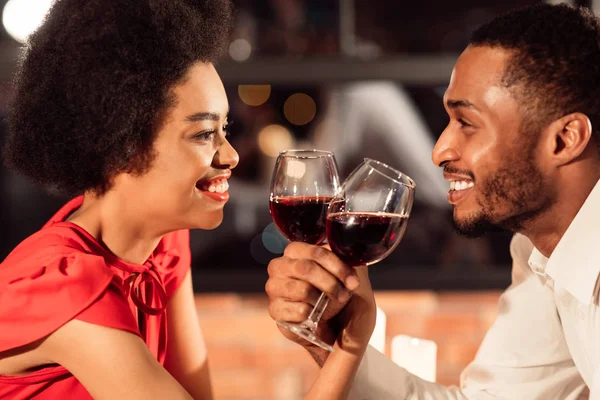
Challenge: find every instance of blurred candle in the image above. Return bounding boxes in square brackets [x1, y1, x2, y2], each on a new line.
[368, 307, 387, 354]
[391, 335, 437, 382]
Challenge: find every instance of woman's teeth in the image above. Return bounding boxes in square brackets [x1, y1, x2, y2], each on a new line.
[205, 181, 229, 193]
[450, 180, 474, 191]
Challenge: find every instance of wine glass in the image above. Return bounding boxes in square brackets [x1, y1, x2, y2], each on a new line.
[294, 158, 415, 352]
[269, 149, 340, 351]
[326, 158, 415, 267]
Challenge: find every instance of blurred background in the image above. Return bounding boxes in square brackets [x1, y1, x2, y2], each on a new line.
[0, 0, 591, 398]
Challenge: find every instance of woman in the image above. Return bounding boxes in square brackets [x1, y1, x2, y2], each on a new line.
[0, 0, 237, 398]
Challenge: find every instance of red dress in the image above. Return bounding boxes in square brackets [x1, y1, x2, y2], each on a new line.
[0, 196, 191, 399]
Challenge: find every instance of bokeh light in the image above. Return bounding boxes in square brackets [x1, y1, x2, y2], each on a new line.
[283, 93, 317, 126]
[238, 84, 271, 106]
[262, 223, 288, 254]
[2, 0, 54, 44]
[249, 234, 273, 265]
[229, 38, 252, 62]
[285, 159, 306, 180]
[257, 124, 294, 157]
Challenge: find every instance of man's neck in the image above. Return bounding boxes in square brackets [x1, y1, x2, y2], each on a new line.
[521, 171, 599, 258]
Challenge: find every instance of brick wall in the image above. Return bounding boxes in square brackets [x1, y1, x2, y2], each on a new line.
[195, 291, 502, 400]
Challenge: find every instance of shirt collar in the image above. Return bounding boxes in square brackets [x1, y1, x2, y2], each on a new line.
[538, 179, 600, 304]
[528, 247, 549, 277]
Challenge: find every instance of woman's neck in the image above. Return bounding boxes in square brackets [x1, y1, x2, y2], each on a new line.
[66, 191, 164, 265]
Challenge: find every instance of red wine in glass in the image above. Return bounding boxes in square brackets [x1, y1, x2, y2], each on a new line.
[326, 212, 408, 267]
[269, 149, 340, 352]
[269, 196, 334, 244]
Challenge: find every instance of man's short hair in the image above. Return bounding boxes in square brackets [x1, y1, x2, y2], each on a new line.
[470, 3, 600, 147]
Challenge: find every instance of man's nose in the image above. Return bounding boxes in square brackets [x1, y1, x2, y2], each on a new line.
[432, 128, 460, 167]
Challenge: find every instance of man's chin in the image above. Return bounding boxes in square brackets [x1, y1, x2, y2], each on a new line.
[452, 214, 496, 238]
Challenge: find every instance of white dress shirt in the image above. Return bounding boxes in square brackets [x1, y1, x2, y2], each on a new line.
[348, 179, 600, 399]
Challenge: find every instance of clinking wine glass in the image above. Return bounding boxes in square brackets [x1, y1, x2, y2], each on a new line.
[269, 149, 340, 351]
[326, 158, 415, 268]
[283, 157, 415, 352]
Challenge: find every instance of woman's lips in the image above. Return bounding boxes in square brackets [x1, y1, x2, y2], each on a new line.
[201, 190, 229, 202]
[196, 178, 230, 202]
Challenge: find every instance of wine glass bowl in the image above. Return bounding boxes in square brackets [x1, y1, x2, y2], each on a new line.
[269, 196, 333, 244]
[269, 150, 340, 244]
[326, 212, 409, 267]
[326, 159, 415, 267]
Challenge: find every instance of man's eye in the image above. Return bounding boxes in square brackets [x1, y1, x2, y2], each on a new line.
[458, 118, 471, 127]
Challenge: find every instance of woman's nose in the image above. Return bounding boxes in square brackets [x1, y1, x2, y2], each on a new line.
[214, 137, 239, 169]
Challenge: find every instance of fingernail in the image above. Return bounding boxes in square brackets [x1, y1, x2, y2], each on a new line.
[345, 275, 359, 291]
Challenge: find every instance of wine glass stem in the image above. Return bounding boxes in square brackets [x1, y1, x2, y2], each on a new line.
[305, 292, 330, 331]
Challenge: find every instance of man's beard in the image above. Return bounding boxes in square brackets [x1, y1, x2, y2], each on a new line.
[452, 142, 552, 238]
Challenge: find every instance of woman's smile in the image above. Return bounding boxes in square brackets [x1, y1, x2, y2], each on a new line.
[195, 173, 231, 202]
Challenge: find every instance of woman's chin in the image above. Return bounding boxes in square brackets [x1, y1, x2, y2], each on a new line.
[190, 212, 224, 230]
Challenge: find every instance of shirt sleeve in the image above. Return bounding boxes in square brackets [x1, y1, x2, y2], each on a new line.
[0, 252, 133, 352]
[75, 282, 139, 336]
[154, 229, 192, 297]
[348, 234, 587, 400]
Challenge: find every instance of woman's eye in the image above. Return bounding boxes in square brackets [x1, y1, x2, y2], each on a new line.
[193, 130, 215, 141]
[223, 120, 234, 136]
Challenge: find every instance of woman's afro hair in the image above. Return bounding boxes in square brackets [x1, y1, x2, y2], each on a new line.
[3, 0, 233, 195]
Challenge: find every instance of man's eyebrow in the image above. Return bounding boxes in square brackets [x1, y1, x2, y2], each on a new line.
[445, 99, 480, 111]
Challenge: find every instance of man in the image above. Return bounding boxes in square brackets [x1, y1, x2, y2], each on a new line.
[266, 3, 600, 399]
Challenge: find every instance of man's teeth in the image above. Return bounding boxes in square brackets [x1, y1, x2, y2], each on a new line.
[450, 180, 474, 191]
[206, 181, 229, 193]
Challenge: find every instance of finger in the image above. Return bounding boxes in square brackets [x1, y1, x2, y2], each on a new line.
[267, 256, 294, 279]
[268, 298, 312, 323]
[284, 258, 352, 303]
[285, 243, 360, 291]
[265, 277, 322, 306]
[268, 257, 348, 302]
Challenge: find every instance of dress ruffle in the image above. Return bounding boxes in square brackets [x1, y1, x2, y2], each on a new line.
[1, 250, 120, 352]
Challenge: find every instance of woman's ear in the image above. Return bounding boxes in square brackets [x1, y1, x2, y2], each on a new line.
[544, 112, 593, 167]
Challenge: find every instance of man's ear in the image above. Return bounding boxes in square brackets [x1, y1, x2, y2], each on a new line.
[543, 112, 593, 167]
